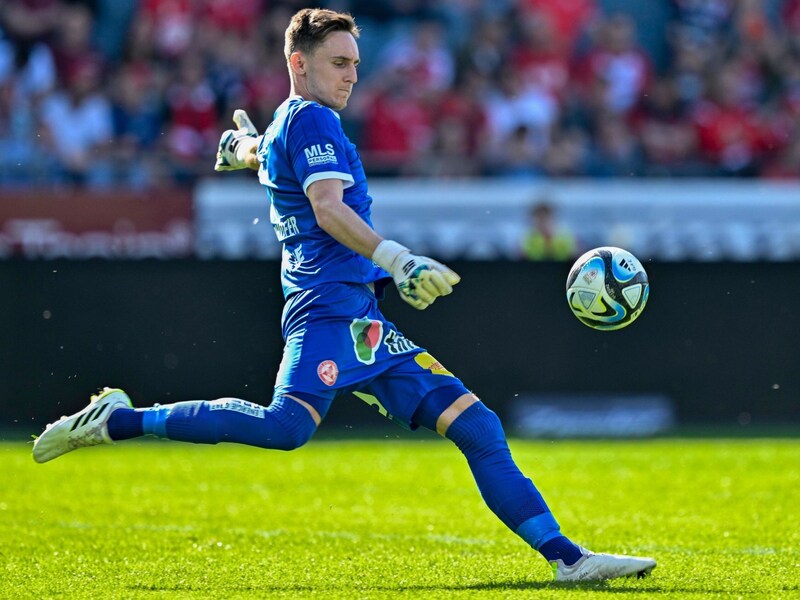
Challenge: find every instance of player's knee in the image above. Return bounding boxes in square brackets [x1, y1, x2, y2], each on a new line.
[267, 395, 319, 451]
[276, 426, 314, 451]
[279, 414, 316, 451]
[445, 401, 506, 455]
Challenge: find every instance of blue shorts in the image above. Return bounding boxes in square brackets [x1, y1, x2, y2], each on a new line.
[273, 282, 469, 429]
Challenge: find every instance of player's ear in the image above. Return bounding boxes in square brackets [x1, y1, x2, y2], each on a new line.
[289, 51, 306, 75]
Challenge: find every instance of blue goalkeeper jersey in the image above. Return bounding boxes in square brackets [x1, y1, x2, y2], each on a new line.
[256, 96, 389, 297]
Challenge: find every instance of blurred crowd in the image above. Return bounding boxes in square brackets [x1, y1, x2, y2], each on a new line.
[3, 0, 800, 188]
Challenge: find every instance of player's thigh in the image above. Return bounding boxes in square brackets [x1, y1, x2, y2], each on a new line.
[359, 350, 471, 431]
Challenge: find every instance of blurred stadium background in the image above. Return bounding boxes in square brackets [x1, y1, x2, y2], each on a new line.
[1, 0, 799, 436]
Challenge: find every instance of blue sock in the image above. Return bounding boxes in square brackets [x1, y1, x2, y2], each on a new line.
[107, 408, 143, 440]
[110, 396, 316, 450]
[445, 402, 583, 565]
[539, 536, 584, 565]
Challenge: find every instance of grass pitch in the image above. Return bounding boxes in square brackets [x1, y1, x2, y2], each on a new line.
[1, 436, 798, 599]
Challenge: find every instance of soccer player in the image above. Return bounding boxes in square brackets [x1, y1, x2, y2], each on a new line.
[33, 8, 656, 583]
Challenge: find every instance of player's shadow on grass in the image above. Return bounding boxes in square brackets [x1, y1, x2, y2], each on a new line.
[393, 581, 665, 594]
[255, 580, 685, 594]
[400, 580, 793, 595]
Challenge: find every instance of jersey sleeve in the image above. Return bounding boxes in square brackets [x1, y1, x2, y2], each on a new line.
[286, 104, 355, 194]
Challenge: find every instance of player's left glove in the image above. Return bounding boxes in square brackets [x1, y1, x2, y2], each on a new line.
[214, 109, 259, 171]
[372, 240, 461, 310]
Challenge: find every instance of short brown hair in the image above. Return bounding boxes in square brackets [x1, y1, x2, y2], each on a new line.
[284, 8, 359, 61]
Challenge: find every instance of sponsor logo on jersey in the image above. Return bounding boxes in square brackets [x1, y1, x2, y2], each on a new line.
[317, 360, 338, 386]
[350, 318, 383, 365]
[384, 329, 418, 355]
[273, 215, 299, 241]
[304, 143, 338, 166]
[208, 398, 265, 418]
[414, 352, 454, 376]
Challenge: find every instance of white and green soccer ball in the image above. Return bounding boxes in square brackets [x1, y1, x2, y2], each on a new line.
[566, 246, 649, 331]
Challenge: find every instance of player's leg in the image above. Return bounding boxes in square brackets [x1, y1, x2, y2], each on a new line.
[36, 298, 345, 465]
[33, 283, 364, 463]
[32, 387, 328, 463]
[357, 350, 578, 563]
[356, 352, 578, 562]
[107, 391, 326, 448]
[411, 388, 583, 563]
[412, 389, 656, 581]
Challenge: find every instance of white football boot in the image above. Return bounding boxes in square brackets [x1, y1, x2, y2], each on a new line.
[33, 388, 133, 463]
[552, 549, 656, 582]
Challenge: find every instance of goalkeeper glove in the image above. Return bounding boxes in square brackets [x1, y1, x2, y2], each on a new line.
[372, 240, 461, 310]
[214, 109, 259, 171]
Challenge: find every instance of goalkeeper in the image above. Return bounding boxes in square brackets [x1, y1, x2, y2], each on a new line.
[33, 8, 656, 583]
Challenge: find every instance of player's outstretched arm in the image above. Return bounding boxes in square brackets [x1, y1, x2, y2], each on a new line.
[214, 109, 262, 172]
[307, 179, 460, 310]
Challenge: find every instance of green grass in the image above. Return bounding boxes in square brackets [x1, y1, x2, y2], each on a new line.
[1, 438, 798, 599]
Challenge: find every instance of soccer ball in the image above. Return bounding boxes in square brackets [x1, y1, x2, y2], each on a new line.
[566, 246, 649, 331]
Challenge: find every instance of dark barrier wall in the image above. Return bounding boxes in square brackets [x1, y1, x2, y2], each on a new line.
[2, 260, 798, 431]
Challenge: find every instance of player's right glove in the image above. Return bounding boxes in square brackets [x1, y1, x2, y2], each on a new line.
[372, 240, 461, 310]
[214, 109, 259, 171]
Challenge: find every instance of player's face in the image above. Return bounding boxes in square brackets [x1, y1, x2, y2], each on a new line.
[304, 31, 359, 110]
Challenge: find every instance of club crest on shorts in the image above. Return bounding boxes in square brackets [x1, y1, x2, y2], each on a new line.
[350, 318, 383, 365]
[317, 360, 338, 386]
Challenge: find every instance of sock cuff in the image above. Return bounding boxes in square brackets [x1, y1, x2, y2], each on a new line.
[141, 404, 171, 438]
[515, 511, 562, 550]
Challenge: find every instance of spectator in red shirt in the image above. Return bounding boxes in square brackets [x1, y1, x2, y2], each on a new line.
[692, 60, 771, 176]
[51, 3, 106, 89]
[509, 9, 571, 104]
[165, 53, 219, 180]
[359, 69, 433, 176]
[137, 0, 195, 60]
[573, 14, 652, 117]
[199, 0, 263, 35]
[521, 0, 599, 53]
[379, 19, 455, 95]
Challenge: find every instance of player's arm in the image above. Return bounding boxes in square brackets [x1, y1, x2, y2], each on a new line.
[307, 178, 381, 256]
[214, 110, 262, 172]
[307, 179, 460, 310]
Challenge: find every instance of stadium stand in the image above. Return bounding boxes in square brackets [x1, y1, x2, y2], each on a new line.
[1, 0, 799, 261]
[2, 0, 800, 186]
